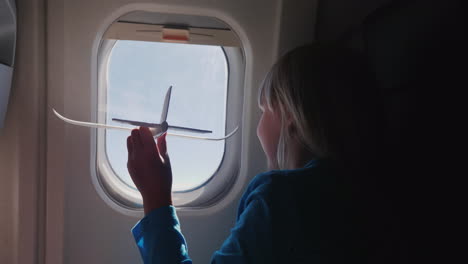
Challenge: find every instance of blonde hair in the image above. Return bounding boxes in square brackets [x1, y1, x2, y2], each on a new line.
[258, 43, 381, 170]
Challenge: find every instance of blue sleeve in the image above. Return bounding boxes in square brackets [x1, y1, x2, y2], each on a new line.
[132, 173, 274, 264]
[211, 198, 273, 264]
[132, 206, 192, 264]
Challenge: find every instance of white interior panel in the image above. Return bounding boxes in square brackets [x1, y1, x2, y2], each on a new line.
[47, 0, 281, 263]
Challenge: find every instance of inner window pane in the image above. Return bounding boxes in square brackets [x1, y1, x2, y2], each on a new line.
[104, 41, 228, 191]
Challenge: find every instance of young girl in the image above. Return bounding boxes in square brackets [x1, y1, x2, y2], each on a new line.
[126, 43, 386, 263]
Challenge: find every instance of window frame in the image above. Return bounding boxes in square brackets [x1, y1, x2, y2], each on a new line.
[95, 19, 244, 210]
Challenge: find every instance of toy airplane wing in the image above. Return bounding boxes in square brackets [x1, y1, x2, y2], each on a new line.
[160, 85, 171, 124]
[52, 86, 238, 141]
[112, 118, 213, 134]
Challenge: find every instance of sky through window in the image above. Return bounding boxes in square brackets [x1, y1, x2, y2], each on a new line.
[104, 41, 228, 191]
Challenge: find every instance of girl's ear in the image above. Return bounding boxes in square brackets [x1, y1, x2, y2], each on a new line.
[287, 121, 297, 137]
[284, 111, 296, 136]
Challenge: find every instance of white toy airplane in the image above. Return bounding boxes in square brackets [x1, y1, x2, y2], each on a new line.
[52, 86, 238, 141]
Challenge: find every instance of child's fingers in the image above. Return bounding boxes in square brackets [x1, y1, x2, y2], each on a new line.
[139, 127, 157, 149]
[126, 136, 136, 176]
[131, 129, 142, 148]
[157, 133, 170, 165]
[127, 136, 133, 158]
[156, 133, 167, 155]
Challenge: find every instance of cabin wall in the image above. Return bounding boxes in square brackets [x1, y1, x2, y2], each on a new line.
[0, 0, 46, 263]
[47, 0, 282, 263]
[315, 0, 391, 41]
[0, 117, 18, 264]
[277, 0, 319, 56]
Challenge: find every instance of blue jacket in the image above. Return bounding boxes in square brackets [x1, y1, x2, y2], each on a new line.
[132, 159, 384, 263]
[132, 160, 319, 263]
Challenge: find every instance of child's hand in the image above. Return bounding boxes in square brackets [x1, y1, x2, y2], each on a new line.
[127, 127, 172, 215]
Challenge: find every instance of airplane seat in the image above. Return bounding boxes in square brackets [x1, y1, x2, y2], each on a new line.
[272, 0, 465, 263]
[341, 0, 464, 160]
[358, 0, 463, 157]
[339, 0, 465, 261]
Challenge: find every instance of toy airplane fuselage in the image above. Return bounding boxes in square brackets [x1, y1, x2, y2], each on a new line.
[52, 86, 238, 141]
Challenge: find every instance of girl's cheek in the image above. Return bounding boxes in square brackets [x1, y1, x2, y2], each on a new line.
[256, 120, 261, 141]
[257, 113, 268, 154]
[256, 112, 264, 142]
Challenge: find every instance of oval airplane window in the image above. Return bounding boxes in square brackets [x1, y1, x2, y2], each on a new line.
[105, 41, 228, 192]
[95, 12, 244, 210]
